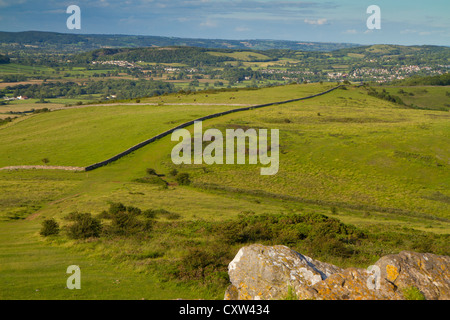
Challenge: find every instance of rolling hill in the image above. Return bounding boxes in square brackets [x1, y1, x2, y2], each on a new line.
[0, 82, 448, 299]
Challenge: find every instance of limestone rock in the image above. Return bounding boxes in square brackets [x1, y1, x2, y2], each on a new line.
[374, 251, 450, 300]
[225, 244, 450, 300]
[225, 244, 343, 300]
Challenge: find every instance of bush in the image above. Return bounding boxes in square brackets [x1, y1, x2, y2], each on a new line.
[146, 168, 157, 175]
[107, 202, 141, 216]
[135, 175, 168, 188]
[40, 218, 60, 237]
[66, 213, 102, 239]
[177, 247, 229, 283]
[143, 208, 180, 220]
[108, 202, 127, 215]
[176, 172, 191, 185]
[402, 286, 426, 300]
[110, 211, 149, 235]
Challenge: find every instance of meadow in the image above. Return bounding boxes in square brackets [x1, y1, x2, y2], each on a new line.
[0, 83, 448, 299]
[383, 86, 450, 111]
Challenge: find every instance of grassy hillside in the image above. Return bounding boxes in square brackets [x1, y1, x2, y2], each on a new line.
[0, 83, 448, 299]
[382, 86, 450, 111]
[0, 104, 236, 167]
[0, 84, 335, 167]
[185, 87, 449, 220]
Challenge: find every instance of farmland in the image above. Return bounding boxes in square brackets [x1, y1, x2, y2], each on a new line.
[0, 30, 449, 300]
[0, 82, 448, 299]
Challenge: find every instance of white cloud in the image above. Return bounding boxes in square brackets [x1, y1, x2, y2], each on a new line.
[344, 29, 357, 34]
[400, 29, 417, 34]
[200, 18, 217, 28]
[235, 26, 250, 32]
[304, 18, 328, 25]
[0, 0, 26, 7]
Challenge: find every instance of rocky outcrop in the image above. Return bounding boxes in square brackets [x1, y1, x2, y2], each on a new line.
[225, 244, 450, 300]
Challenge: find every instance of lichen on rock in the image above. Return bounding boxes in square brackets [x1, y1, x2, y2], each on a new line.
[225, 244, 450, 300]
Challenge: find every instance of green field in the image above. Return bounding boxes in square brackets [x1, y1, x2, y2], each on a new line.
[207, 51, 272, 62]
[0, 83, 448, 299]
[383, 86, 450, 111]
[0, 63, 54, 75]
[0, 104, 237, 167]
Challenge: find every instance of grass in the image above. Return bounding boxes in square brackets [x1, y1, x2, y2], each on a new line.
[0, 220, 223, 299]
[0, 83, 448, 299]
[207, 51, 272, 62]
[178, 86, 450, 221]
[382, 86, 450, 111]
[0, 104, 237, 167]
[142, 82, 336, 105]
[0, 63, 54, 75]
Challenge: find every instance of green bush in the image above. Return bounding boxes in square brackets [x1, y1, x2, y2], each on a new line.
[66, 213, 102, 239]
[107, 202, 141, 216]
[110, 211, 150, 235]
[176, 172, 191, 185]
[176, 247, 230, 284]
[40, 218, 60, 237]
[98, 202, 150, 235]
[402, 286, 426, 300]
[134, 175, 168, 188]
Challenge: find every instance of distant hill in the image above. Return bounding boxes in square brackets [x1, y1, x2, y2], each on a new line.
[334, 44, 450, 64]
[0, 31, 360, 52]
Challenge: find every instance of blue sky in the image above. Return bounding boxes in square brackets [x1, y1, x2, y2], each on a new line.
[0, 0, 449, 45]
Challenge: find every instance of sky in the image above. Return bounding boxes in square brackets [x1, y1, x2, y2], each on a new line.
[0, 0, 449, 46]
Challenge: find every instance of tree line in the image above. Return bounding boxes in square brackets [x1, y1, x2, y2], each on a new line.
[1, 79, 175, 100]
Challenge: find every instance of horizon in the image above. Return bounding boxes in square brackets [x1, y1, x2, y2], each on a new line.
[0, 1, 449, 47]
[2, 29, 450, 49]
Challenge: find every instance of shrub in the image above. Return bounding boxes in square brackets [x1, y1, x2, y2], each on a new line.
[284, 286, 299, 300]
[169, 168, 178, 177]
[146, 168, 157, 175]
[40, 218, 60, 237]
[110, 211, 149, 235]
[108, 202, 127, 215]
[66, 213, 102, 239]
[143, 208, 180, 220]
[106, 202, 141, 216]
[176, 172, 191, 185]
[135, 175, 168, 188]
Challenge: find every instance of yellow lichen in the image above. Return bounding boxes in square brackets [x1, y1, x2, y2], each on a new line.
[386, 265, 399, 282]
